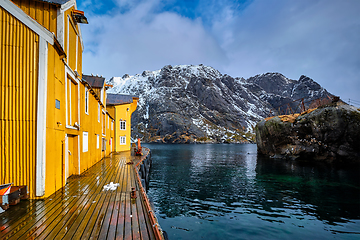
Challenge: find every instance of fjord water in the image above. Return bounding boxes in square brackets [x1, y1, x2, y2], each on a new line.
[144, 144, 360, 240]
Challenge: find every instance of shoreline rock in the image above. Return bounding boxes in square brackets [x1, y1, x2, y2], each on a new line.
[255, 103, 360, 163]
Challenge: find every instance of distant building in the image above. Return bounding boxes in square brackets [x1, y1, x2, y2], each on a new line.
[106, 94, 139, 152]
[0, 0, 137, 198]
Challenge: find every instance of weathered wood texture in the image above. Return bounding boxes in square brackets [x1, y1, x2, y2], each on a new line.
[0, 148, 159, 240]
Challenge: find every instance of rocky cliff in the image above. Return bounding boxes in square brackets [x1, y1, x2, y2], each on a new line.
[255, 103, 360, 163]
[107, 64, 333, 143]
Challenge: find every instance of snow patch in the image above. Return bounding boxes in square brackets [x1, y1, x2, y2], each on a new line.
[103, 182, 120, 191]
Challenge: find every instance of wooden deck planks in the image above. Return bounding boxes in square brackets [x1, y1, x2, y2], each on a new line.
[115, 193, 126, 240]
[0, 149, 159, 240]
[136, 191, 150, 240]
[1, 156, 117, 238]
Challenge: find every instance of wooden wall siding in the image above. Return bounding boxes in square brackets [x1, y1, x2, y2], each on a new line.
[68, 20, 77, 71]
[10, 0, 57, 34]
[0, 7, 38, 198]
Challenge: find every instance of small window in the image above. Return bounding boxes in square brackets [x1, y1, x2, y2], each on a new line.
[111, 121, 114, 130]
[83, 132, 88, 152]
[120, 120, 126, 130]
[102, 138, 106, 151]
[97, 134, 99, 149]
[55, 99, 60, 109]
[98, 104, 100, 122]
[120, 136, 126, 145]
[85, 88, 89, 114]
[102, 112, 106, 135]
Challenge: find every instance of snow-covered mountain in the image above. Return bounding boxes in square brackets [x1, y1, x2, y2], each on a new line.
[107, 64, 332, 143]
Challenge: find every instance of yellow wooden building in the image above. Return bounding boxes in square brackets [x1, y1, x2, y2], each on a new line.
[0, 0, 137, 199]
[106, 94, 139, 152]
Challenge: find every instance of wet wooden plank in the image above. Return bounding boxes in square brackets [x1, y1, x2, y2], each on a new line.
[62, 193, 103, 239]
[8, 156, 118, 239]
[129, 162, 141, 240]
[0, 149, 158, 240]
[82, 159, 124, 239]
[36, 191, 91, 239]
[51, 164, 119, 239]
[79, 192, 110, 239]
[35, 169, 112, 240]
[99, 192, 121, 240]
[136, 190, 150, 240]
[0, 200, 42, 234]
[96, 158, 124, 239]
[22, 193, 80, 239]
[117, 162, 126, 193]
[124, 193, 132, 240]
[3, 195, 75, 239]
[131, 194, 140, 240]
[115, 193, 126, 240]
[121, 165, 129, 193]
[1, 155, 116, 236]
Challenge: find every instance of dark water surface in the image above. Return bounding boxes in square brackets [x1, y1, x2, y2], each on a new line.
[143, 143, 360, 240]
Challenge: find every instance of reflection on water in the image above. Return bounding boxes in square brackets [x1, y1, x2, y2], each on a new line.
[144, 144, 360, 240]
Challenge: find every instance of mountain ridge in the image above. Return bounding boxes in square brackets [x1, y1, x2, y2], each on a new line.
[107, 64, 332, 143]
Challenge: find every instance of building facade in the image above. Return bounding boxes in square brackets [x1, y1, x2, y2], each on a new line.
[0, 0, 136, 199]
[106, 94, 139, 152]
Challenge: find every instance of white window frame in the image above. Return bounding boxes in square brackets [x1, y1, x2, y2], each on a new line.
[120, 120, 126, 130]
[111, 120, 114, 130]
[83, 132, 88, 152]
[97, 134, 100, 149]
[85, 87, 89, 115]
[120, 136, 126, 145]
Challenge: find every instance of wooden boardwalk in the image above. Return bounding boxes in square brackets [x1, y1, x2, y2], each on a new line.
[0, 148, 163, 240]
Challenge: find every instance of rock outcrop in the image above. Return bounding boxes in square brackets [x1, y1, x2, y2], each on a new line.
[255, 103, 360, 163]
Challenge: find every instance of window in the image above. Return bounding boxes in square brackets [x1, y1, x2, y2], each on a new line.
[83, 132, 88, 152]
[102, 112, 106, 135]
[67, 79, 72, 125]
[55, 99, 60, 109]
[98, 103, 100, 122]
[97, 134, 99, 149]
[120, 120, 126, 130]
[111, 121, 114, 130]
[120, 136, 126, 145]
[85, 88, 89, 114]
[102, 138, 106, 151]
[67, 77, 78, 126]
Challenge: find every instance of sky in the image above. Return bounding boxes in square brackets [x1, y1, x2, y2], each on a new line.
[77, 0, 360, 103]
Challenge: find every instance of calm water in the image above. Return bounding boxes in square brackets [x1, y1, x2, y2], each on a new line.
[143, 143, 360, 240]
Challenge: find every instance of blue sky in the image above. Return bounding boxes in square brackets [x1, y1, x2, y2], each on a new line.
[77, 0, 360, 103]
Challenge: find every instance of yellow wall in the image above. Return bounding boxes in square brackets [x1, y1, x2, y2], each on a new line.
[110, 98, 138, 152]
[11, 0, 57, 34]
[44, 40, 66, 197]
[1, 0, 136, 199]
[0, 6, 39, 198]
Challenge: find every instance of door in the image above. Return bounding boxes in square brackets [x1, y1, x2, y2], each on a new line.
[66, 135, 79, 180]
[68, 136, 74, 176]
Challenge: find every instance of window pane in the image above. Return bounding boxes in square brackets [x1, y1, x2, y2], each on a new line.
[83, 132, 88, 152]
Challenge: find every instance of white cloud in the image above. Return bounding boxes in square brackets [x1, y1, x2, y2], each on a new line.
[81, 0, 226, 78]
[80, 0, 360, 101]
[213, 0, 360, 100]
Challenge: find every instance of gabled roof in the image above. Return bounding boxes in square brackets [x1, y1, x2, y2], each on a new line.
[82, 74, 105, 89]
[107, 94, 138, 106]
[38, 0, 71, 6]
